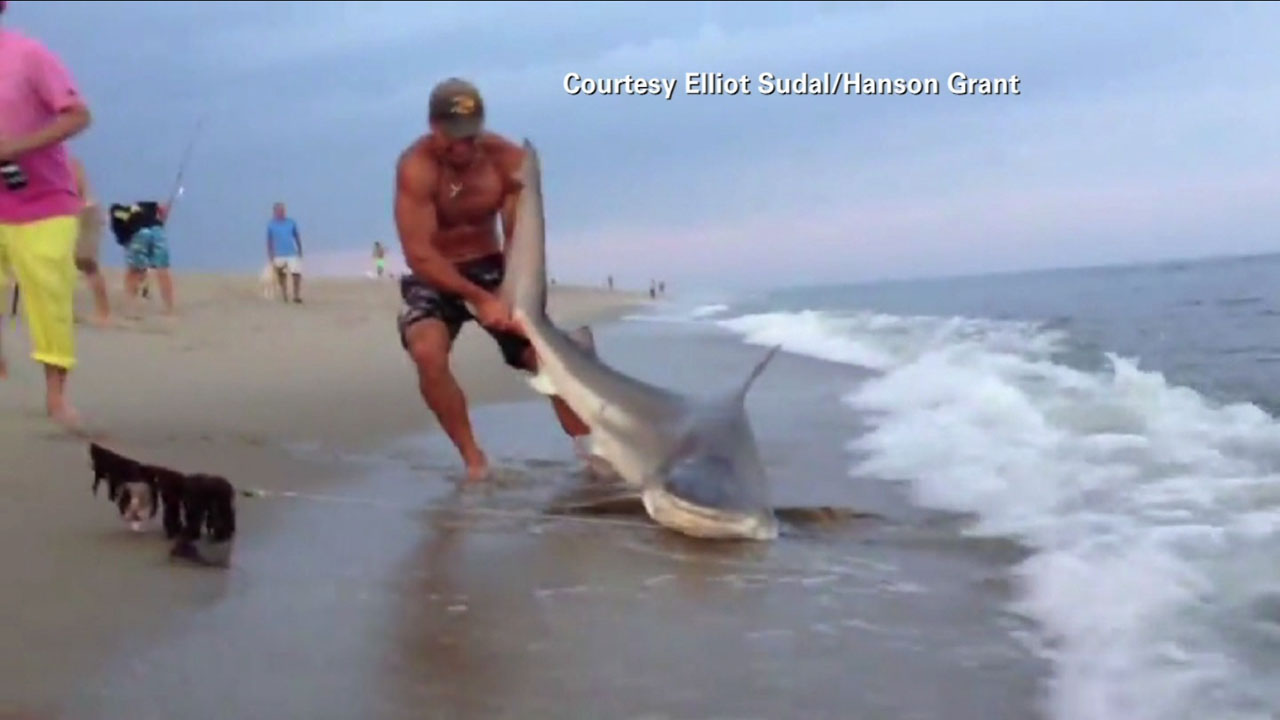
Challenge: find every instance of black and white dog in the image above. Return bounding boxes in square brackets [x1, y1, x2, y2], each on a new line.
[89, 443, 237, 566]
[89, 442, 157, 531]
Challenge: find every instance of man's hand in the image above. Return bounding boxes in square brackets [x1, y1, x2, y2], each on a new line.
[471, 292, 518, 334]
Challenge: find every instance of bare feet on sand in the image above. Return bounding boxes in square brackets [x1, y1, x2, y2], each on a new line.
[462, 448, 490, 482]
[88, 313, 114, 328]
[46, 399, 84, 434]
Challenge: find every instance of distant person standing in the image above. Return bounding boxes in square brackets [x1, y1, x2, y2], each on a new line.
[607, 275, 614, 291]
[372, 240, 386, 278]
[119, 199, 175, 317]
[266, 202, 303, 303]
[0, 0, 94, 427]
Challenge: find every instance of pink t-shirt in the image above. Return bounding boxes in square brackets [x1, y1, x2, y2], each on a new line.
[0, 28, 84, 223]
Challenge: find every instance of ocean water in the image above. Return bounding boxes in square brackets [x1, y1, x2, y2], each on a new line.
[623, 253, 1280, 720]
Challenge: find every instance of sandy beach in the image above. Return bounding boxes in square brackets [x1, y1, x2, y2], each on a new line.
[0, 271, 648, 718]
[1, 270, 1047, 720]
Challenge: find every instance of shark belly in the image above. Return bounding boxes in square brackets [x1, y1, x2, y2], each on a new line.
[642, 485, 779, 541]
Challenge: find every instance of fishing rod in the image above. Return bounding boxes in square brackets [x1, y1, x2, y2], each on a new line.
[162, 110, 212, 220]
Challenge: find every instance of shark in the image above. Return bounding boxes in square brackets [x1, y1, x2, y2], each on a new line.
[497, 138, 784, 542]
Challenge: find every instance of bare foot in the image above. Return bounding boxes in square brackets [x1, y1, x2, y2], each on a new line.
[89, 314, 114, 328]
[462, 448, 490, 482]
[572, 435, 592, 460]
[0, 357, 7, 380]
[47, 400, 84, 434]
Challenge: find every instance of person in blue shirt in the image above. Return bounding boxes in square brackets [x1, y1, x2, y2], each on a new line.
[266, 202, 303, 303]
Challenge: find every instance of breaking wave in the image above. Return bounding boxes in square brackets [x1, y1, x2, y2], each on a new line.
[716, 307, 1280, 720]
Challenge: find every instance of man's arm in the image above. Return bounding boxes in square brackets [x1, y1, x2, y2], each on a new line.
[394, 150, 489, 303]
[292, 221, 303, 257]
[266, 228, 274, 261]
[6, 43, 91, 157]
[69, 156, 87, 199]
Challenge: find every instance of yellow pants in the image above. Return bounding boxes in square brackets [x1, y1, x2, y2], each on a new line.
[0, 215, 78, 370]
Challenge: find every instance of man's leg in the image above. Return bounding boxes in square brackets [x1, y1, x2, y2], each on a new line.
[504, 339, 591, 439]
[0, 242, 9, 380]
[150, 230, 176, 315]
[7, 216, 81, 428]
[74, 209, 110, 325]
[123, 236, 149, 317]
[291, 273, 302, 303]
[404, 318, 490, 480]
[275, 264, 289, 302]
[76, 259, 112, 325]
[154, 268, 175, 316]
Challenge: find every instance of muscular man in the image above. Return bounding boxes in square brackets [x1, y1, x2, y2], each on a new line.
[393, 78, 589, 480]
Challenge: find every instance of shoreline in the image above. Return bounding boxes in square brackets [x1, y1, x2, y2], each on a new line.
[0, 272, 649, 717]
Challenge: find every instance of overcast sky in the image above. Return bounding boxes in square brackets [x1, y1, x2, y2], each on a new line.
[9, 1, 1280, 290]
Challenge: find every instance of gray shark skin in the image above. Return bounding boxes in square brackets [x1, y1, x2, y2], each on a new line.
[499, 138, 782, 542]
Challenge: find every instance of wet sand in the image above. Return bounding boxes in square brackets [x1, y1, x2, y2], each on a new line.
[0, 271, 646, 718]
[5, 306, 1050, 719]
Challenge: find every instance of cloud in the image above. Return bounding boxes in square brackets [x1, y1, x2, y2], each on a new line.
[553, 164, 1280, 290]
[12, 1, 1280, 288]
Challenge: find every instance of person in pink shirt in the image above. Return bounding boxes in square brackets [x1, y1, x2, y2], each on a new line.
[0, 0, 94, 429]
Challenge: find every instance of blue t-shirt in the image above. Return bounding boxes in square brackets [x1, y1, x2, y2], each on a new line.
[267, 217, 300, 257]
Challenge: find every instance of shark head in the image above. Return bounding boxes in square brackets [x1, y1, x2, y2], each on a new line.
[640, 346, 782, 541]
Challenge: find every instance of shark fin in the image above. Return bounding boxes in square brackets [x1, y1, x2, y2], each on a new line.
[735, 344, 783, 400]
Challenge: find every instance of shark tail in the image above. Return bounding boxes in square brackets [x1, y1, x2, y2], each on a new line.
[505, 139, 549, 323]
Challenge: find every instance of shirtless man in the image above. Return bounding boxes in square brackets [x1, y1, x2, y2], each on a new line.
[393, 78, 589, 480]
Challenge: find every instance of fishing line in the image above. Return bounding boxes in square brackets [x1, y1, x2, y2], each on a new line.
[163, 109, 213, 220]
[229, 486, 869, 579]
[234, 485, 660, 532]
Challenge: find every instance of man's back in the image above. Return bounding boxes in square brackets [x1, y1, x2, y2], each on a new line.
[0, 27, 81, 223]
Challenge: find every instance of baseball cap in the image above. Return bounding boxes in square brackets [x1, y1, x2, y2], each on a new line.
[428, 77, 485, 139]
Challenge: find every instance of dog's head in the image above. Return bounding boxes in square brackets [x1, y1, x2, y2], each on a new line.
[116, 476, 157, 529]
[89, 443, 157, 530]
[117, 463, 159, 530]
